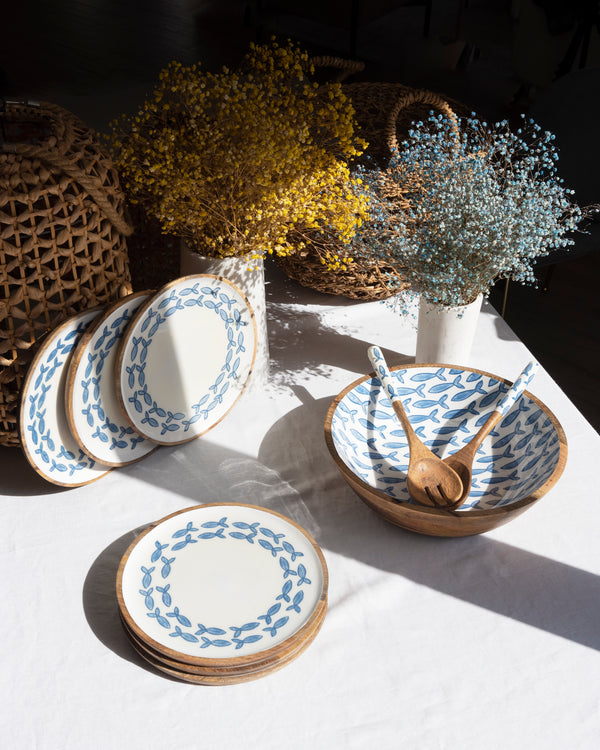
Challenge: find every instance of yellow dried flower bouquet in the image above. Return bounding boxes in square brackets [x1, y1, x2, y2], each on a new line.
[108, 40, 369, 268]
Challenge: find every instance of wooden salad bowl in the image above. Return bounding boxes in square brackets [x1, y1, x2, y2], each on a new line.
[324, 364, 568, 537]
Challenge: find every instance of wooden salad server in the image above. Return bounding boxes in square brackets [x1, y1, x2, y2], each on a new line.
[443, 361, 540, 509]
[367, 346, 463, 508]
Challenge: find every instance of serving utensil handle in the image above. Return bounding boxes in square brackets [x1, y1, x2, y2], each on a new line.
[495, 361, 539, 417]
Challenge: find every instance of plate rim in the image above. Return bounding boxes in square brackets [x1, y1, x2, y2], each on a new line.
[114, 274, 258, 446]
[65, 290, 159, 467]
[120, 599, 327, 677]
[116, 502, 328, 667]
[19, 308, 113, 487]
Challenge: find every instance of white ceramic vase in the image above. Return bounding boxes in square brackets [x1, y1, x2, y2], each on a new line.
[180, 242, 270, 388]
[415, 293, 483, 366]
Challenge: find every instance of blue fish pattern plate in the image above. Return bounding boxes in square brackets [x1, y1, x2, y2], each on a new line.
[117, 503, 328, 663]
[116, 275, 257, 445]
[325, 364, 567, 516]
[66, 292, 158, 466]
[19, 309, 112, 486]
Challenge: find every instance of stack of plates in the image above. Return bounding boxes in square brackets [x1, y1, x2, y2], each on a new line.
[116, 504, 328, 684]
[19, 275, 257, 486]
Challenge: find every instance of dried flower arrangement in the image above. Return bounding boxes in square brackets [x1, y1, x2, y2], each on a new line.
[108, 40, 369, 267]
[351, 114, 584, 308]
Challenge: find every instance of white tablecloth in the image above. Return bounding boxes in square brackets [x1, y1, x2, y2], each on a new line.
[2, 266, 599, 749]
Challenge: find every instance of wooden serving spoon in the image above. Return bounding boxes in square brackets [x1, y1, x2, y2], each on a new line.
[367, 346, 463, 508]
[443, 361, 540, 509]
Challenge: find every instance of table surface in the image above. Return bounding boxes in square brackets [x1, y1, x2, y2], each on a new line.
[2, 266, 599, 750]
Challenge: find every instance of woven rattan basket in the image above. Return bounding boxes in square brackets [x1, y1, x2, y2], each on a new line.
[276, 59, 471, 300]
[0, 100, 133, 447]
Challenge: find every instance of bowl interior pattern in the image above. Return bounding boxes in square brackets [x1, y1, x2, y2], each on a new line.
[330, 366, 562, 511]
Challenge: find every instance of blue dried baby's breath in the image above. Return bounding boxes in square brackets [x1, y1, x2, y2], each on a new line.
[350, 114, 583, 309]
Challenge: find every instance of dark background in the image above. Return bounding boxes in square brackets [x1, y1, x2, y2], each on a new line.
[2, 0, 599, 430]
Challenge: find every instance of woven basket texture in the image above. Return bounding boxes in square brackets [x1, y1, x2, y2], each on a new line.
[0, 100, 132, 447]
[276, 58, 472, 301]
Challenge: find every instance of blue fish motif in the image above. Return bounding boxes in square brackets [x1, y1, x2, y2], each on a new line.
[486, 469, 520, 485]
[262, 616, 289, 638]
[276, 580, 293, 602]
[141, 565, 154, 589]
[412, 394, 448, 410]
[363, 450, 398, 462]
[467, 486, 503, 498]
[492, 422, 526, 450]
[259, 539, 282, 557]
[258, 603, 281, 625]
[139, 587, 154, 610]
[521, 454, 542, 473]
[160, 422, 180, 435]
[34, 364, 49, 390]
[195, 623, 226, 636]
[279, 557, 297, 579]
[172, 533, 197, 551]
[282, 541, 303, 561]
[201, 517, 228, 530]
[514, 426, 541, 452]
[369, 409, 396, 421]
[526, 408, 544, 426]
[408, 408, 441, 425]
[410, 367, 447, 382]
[173, 522, 198, 539]
[392, 383, 426, 398]
[160, 556, 175, 578]
[444, 401, 479, 419]
[466, 372, 483, 383]
[167, 607, 192, 627]
[150, 541, 169, 570]
[169, 625, 198, 642]
[179, 283, 199, 297]
[346, 391, 370, 412]
[233, 635, 262, 649]
[432, 418, 469, 436]
[147, 608, 170, 629]
[423, 435, 457, 450]
[479, 388, 505, 409]
[450, 381, 486, 402]
[429, 375, 465, 393]
[201, 637, 231, 648]
[296, 564, 311, 586]
[230, 622, 259, 639]
[136, 362, 147, 387]
[475, 445, 514, 464]
[260, 527, 285, 544]
[156, 584, 171, 606]
[338, 401, 357, 419]
[500, 399, 529, 428]
[198, 528, 225, 540]
[286, 591, 305, 613]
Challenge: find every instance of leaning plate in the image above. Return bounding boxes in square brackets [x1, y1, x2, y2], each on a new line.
[117, 504, 328, 665]
[19, 309, 111, 486]
[66, 292, 157, 466]
[116, 275, 257, 445]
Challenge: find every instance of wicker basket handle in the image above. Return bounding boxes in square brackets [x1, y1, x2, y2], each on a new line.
[310, 56, 365, 82]
[385, 89, 460, 155]
[1, 100, 133, 237]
